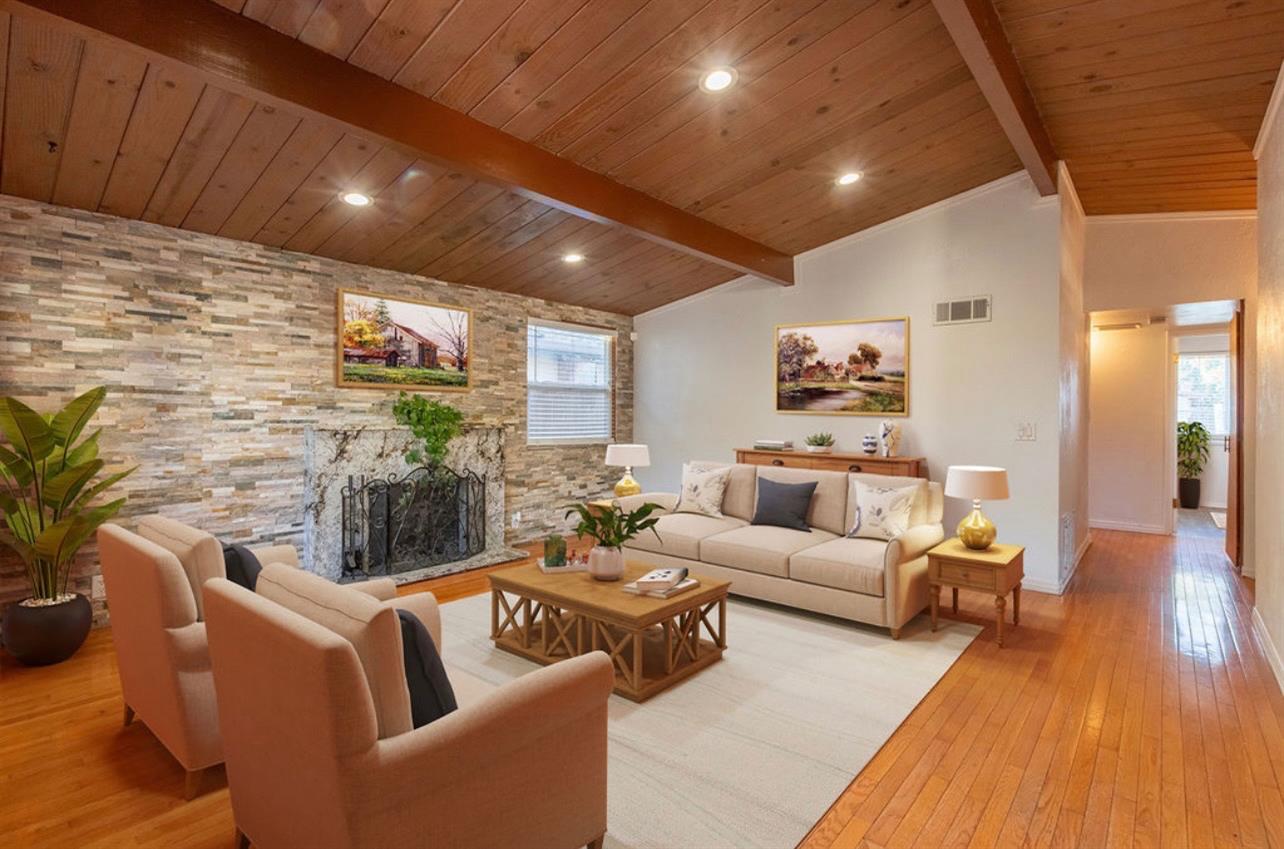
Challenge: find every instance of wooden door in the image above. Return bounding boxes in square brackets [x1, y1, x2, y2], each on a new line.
[1226, 305, 1243, 568]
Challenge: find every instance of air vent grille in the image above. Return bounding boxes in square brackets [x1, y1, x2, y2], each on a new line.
[934, 295, 992, 326]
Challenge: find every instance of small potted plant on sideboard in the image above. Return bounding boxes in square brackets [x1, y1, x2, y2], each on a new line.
[0, 388, 135, 665]
[804, 432, 836, 454]
[564, 501, 662, 581]
[1177, 420, 1211, 509]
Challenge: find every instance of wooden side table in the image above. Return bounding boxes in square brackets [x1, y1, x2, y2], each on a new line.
[927, 539, 1025, 646]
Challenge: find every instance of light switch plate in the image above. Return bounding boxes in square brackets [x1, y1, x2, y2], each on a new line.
[91, 575, 105, 599]
[510, 511, 522, 528]
[1016, 421, 1038, 442]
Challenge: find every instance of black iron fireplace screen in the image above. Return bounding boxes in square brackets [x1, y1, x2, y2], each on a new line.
[340, 465, 485, 578]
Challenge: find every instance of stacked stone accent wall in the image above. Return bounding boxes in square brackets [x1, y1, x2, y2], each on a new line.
[0, 196, 632, 623]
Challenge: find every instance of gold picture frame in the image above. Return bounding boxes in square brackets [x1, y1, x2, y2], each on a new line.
[775, 316, 909, 416]
[336, 288, 473, 392]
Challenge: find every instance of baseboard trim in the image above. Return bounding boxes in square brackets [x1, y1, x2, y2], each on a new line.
[1252, 607, 1284, 694]
[1021, 576, 1065, 594]
[1089, 519, 1169, 535]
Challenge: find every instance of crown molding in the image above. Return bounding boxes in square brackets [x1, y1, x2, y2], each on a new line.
[1088, 210, 1256, 223]
[1254, 60, 1284, 161]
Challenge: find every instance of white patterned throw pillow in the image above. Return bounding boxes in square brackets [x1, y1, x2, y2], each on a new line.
[673, 464, 731, 518]
[848, 480, 918, 541]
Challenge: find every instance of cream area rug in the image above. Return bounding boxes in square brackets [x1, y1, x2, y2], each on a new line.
[438, 593, 980, 849]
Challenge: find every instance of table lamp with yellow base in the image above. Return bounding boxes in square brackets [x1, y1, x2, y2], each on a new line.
[605, 444, 650, 497]
[944, 465, 1010, 550]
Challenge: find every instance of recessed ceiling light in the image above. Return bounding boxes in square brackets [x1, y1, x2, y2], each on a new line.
[562, 253, 585, 264]
[699, 67, 737, 93]
[835, 172, 863, 187]
[341, 191, 372, 207]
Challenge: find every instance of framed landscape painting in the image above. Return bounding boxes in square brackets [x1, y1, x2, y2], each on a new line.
[775, 316, 909, 415]
[336, 289, 472, 391]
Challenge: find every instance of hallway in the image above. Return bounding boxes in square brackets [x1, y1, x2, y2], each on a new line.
[805, 528, 1284, 848]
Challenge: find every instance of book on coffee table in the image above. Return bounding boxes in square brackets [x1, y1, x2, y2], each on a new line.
[622, 577, 700, 598]
[635, 567, 688, 591]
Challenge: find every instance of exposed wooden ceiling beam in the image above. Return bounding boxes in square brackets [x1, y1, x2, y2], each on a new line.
[2, 0, 795, 286]
[931, 0, 1057, 196]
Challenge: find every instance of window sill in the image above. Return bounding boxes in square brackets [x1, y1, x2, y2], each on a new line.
[527, 439, 612, 448]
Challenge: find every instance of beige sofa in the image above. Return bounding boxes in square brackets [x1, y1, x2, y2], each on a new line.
[97, 516, 401, 798]
[204, 565, 614, 849]
[618, 464, 944, 638]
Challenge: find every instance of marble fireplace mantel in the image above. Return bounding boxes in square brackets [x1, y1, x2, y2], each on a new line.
[302, 425, 523, 583]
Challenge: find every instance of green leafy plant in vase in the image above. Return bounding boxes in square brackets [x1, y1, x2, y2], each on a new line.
[564, 501, 663, 581]
[805, 432, 836, 454]
[0, 387, 135, 665]
[1177, 420, 1211, 509]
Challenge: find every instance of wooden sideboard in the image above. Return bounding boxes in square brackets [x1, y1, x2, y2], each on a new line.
[735, 449, 926, 478]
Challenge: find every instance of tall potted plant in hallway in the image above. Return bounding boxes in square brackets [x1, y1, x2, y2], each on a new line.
[1177, 420, 1211, 510]
[0, 388, 134, 665]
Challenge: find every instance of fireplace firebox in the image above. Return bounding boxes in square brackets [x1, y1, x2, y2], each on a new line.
[340, 465, 485, 580]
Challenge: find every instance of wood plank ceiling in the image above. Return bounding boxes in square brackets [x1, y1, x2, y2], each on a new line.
[995, 0, 1284, 214]
[0, 0, 1021, 315]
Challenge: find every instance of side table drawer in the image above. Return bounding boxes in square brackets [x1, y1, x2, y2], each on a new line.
[936, 561, 995, 590]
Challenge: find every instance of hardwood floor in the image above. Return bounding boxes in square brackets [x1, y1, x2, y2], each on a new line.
[803, 528, 1284, 849]
[2, 530, 1282, 848]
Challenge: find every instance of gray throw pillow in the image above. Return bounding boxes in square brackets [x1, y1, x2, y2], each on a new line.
[751, 477, 817, 532]
[396, 609, 458, 728]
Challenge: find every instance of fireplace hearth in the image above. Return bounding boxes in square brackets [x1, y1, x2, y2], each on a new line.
[341, 465, 485, 579]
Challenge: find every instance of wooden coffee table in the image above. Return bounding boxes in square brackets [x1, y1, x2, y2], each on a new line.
[488, 562, 730, 702]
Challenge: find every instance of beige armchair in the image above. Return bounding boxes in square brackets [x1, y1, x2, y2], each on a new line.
[97, 516, 400, 798]
[203, 570, 614, 849]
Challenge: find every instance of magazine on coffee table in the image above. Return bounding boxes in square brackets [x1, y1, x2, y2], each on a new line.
[622, 577, 700, 598]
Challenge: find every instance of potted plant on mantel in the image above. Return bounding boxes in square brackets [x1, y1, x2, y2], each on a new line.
[564, 502, 662, 581]
[0, 388, 135, 665]
[1177, 420, 1212, 510]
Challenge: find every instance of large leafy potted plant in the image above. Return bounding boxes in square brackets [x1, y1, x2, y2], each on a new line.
[0, 388, 134, 665]
[564, 502, 662, 581]
[1177, 420, 1211, 509]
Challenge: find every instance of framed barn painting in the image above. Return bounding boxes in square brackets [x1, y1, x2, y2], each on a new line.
[775, 316, 909, 415]
[336, 289, 472, 391]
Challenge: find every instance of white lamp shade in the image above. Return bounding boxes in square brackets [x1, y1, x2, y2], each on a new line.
[605, 444, 650, 468]
[945, 465, 1009, 501]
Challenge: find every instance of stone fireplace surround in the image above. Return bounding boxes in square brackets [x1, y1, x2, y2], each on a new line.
[303, 425, 524, 584]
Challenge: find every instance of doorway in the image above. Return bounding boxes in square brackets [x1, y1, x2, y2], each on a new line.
[1173, 332, 1231, 541]
[1086, 299, 1244, 567]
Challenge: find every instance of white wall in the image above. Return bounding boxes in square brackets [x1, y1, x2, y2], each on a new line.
[634, 174, 1073, 592]
[1088, 324, 1171, 534]
[1058, 165, 1091, 572]
[1085, 214, 1257, 312]
[1253, 63, 1284, 690]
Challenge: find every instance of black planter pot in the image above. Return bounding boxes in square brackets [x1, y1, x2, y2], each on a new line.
[1178, 477, 1202, 510]
[1, 594, 92, 666]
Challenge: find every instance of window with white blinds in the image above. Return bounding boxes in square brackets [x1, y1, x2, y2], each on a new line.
[527, 320, 614, 444]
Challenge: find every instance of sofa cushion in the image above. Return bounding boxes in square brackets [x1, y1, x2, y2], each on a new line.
[687, 461, 757, 521]
[790, 537, 888, 597]
[755, 466, 848, 535]
[702, 524, 838, 578]
[628, 513, 747, 560]
[256, 564, 412, 740]
[136, 515, 224, 620]
[751, 477, 817, 531]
